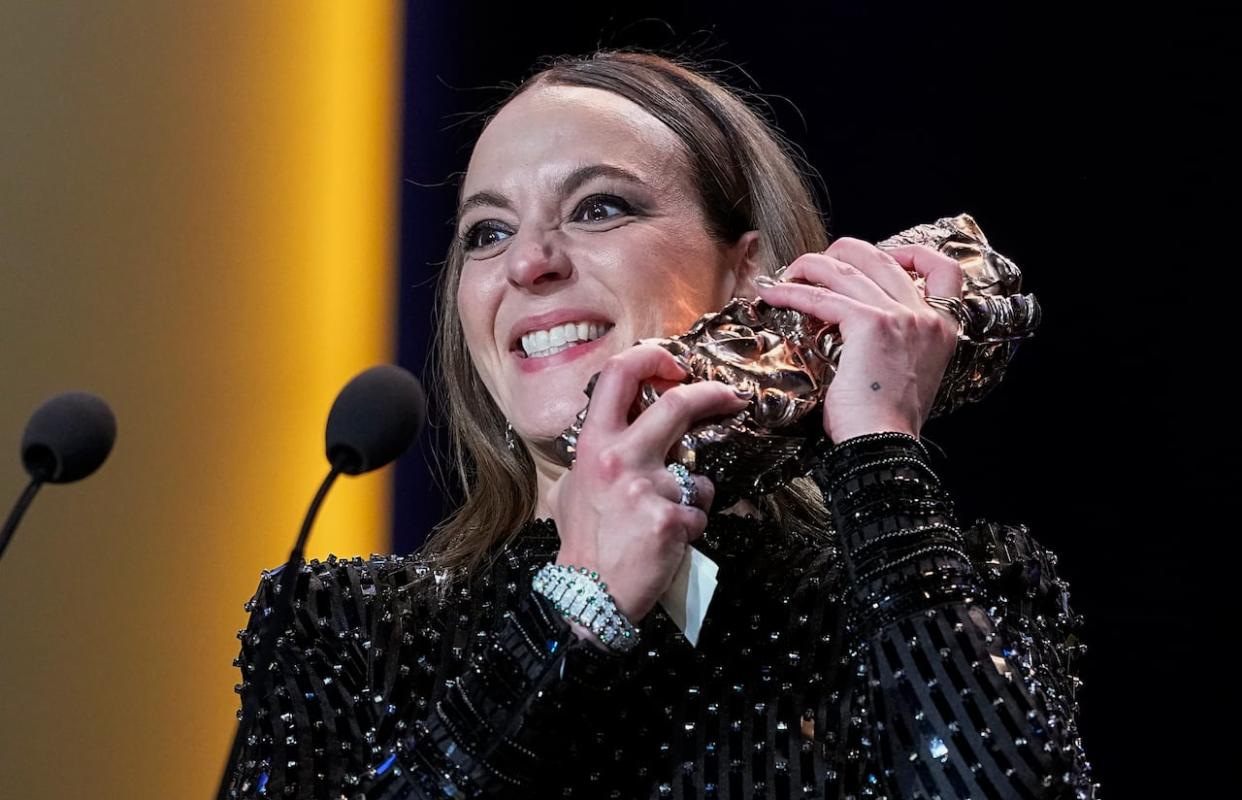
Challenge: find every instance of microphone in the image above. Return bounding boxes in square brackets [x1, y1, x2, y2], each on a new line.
[1, 391, 117, 562]
[326, 364, 427, 475]
[216, 364, 426, 800]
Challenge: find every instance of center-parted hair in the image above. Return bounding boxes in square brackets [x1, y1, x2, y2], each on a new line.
[420, 49, 835, 587]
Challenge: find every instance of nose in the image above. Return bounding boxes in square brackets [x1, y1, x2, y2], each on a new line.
[505, 228, 572, 289]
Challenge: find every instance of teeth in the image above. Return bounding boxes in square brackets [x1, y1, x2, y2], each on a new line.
[521, 320, 612, 358]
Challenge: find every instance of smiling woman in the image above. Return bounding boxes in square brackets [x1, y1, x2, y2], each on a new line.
[223, 49, 1098, 799]
[454, 82, 771, 515]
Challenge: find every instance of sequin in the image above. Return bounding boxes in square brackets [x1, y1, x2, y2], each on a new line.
[222, 434, 1098, 799]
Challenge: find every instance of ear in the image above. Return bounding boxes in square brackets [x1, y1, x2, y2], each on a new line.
[725, 230, 763, 300]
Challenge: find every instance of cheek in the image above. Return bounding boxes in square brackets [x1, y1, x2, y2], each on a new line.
[607, 227, 700, 292]
[455, 277, 503, 400]
[456, 271, 495, 346]
[625, 231, 726, 322]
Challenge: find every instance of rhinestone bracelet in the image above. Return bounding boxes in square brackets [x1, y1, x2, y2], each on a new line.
[532, 563, 641, 655]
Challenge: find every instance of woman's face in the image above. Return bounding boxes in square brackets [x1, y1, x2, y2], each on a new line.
[455, 83, 758, 445]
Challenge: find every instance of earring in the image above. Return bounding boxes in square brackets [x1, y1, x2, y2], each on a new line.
[505, 421, 519, 454]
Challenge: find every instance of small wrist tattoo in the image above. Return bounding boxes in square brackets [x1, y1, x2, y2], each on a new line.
[870, 381, 882, 391]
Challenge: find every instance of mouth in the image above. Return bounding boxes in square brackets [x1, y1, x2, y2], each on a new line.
[510, 321, 616, 373]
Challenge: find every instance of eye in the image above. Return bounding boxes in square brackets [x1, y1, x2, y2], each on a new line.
[458, 222, 512, 252]
[573, 194, 633, 223]
[458, 194, 634, 254]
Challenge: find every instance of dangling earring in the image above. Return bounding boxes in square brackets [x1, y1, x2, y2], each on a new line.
[505, 421, 519, 454]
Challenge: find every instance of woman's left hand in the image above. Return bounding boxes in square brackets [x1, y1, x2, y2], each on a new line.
[754, 237, 963, 443]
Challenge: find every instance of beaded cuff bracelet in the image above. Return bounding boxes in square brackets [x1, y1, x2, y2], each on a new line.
[532, 563, 641, 655]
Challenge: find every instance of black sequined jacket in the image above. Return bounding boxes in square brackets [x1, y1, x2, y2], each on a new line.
[224, 432, 1098, 799]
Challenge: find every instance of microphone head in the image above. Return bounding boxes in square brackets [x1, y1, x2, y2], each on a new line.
[325, 365, 425, 475]
[21, 391, 117, 483]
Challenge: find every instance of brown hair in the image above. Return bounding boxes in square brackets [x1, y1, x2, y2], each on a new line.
[418, 49, 834, 593]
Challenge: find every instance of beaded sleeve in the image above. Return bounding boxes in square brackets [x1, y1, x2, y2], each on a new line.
[808, 431, 1098, 799]
[365, 585, 631, 797]
[224, 550, 632, 799]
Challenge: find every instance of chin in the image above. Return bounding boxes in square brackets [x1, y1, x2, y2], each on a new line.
[516, 397, 586, 443]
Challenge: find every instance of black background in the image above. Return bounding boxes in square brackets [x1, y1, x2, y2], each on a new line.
[394, 2, 1235, 795]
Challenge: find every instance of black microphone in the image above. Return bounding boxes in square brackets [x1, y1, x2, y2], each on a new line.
[326, 364, 427, 475]
[216, 364, 426, 800]
[1, 391, 117, 562]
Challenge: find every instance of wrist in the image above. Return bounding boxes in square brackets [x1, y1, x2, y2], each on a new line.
[565, 618, 612, 652]
[553, 551, 646, 623]
[533, 561, 642, 655]
[814, 430, 932, 486]
[830, 424, 920, 445]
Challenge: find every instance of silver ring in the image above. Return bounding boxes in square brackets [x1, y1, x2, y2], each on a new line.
[666, 462, 698, 507]
[925, 295, 970, 333]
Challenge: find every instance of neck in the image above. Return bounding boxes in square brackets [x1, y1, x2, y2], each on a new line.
[526, 437, 567, 520]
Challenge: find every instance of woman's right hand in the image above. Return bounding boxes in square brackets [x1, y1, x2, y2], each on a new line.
[547, 343, 753, 626]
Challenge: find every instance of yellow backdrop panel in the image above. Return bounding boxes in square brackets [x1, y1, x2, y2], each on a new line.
[0, 3, 403, 796]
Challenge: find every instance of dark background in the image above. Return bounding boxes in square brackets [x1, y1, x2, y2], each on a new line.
[393, 2, 1235, 795]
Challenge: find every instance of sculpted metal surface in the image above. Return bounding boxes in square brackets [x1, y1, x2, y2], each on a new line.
[553, 213, 1041, 509]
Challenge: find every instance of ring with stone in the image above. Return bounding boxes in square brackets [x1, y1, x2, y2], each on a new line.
[666, 462, 698, 507]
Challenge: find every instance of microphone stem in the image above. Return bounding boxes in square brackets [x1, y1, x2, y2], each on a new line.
[215, 458, 347, 800]
[0, 479, 43, 563]
[291, 458, 345, 563]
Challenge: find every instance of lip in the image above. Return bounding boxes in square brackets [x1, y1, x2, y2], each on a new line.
[512, 327, 615, 373]
[507, 307, 614, 352]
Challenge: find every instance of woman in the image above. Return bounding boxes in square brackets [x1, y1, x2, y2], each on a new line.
[225, 50, 1097, 799]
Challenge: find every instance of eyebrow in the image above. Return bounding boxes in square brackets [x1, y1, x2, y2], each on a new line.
[456, 163, 648, 223]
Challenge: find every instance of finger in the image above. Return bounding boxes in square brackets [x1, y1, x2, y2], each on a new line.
[777, 252, 896, 309]
[645, 494, 709, 542]
[755, 280, 874, 328]
[583, 343, 690, 434]
[821, 237, 926, 305]
[655, 466, 716, 514]
[881, 244, 964, 300]
[678, 502, 710, 543]
[624, 380, 752, 461]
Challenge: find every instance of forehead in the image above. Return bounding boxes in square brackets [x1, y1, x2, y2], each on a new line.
[462, 83, 688, 198]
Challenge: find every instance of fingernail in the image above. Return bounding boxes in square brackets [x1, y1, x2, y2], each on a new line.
[754, 275, 776, 288]
[733, 386, 755, 399]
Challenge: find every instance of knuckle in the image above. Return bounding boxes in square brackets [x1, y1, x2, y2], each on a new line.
[808, 284, 835, 303]
[594, 445, 626, 481]
[657, 387, 690, 415]
[654, 504, 682, 534]
[601, 354, 629, 376]
[623, 475, 652, 502]
[892, 308, 920, 330]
